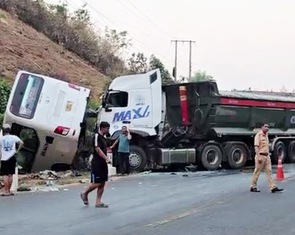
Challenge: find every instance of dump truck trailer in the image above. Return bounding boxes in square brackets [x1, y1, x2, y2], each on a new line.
[99, 69, 295, 171]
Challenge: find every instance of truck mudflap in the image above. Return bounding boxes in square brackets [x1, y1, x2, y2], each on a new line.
[156, 148, 196, 165]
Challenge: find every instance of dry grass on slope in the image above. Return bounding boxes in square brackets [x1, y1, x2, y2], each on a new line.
[0, 9, 110, 101]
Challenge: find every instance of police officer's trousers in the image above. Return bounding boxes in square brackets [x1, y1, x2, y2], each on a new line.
[251, 155, 276, 190]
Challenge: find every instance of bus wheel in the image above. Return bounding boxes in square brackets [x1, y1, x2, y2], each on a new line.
[287, 141, 295, 163]
[272, 141, 286, 163]
[200, 144, 222, 170]
[225, 143, 248, 169]
[129, 145, 147, 173]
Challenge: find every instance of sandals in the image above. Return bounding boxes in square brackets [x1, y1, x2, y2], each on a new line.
[95, 203, 109, 208]
[80, 192, 108, 208]
[80, 193, 89, 205]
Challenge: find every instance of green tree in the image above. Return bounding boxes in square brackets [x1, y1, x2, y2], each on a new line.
[149, 54, 173, 84]
[127, 52, 148, 73]
[191, 70, 213, 82]
[104, 27, 131, 56]
[73, 3, 90, 23]
[0, 79, 12, 125]
[49, 1, 68, 20]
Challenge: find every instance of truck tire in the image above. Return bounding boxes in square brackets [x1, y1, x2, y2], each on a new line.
[129, 145, 147, 172]
[272, 141, 286, 163]
[200, 144, 222, 170]
[287, 141, 295, 163]
[226, 144, 248, 169]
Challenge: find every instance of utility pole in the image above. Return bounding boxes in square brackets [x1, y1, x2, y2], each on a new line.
[171, 40, 196, 82]
[188, 40, 195, 81]
[171, 40, 178, 81]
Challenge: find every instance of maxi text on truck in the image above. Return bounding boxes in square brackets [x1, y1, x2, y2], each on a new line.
[99, 69, 295, 172]
[3, 70, 90, 172]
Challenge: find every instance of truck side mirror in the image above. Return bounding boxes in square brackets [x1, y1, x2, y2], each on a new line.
[105, 104, 112, 112]
[101, 94, 107, 108]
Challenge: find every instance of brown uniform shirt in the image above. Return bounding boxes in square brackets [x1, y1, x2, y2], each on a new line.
[254, 130, 269, 154]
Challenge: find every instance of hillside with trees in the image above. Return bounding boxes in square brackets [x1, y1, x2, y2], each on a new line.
[0, 7, 109, 95]
[0, 0, 125, 99]
[0, 0, 172, 123]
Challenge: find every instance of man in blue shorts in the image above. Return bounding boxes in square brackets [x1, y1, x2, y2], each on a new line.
[80, 121, 111, 208]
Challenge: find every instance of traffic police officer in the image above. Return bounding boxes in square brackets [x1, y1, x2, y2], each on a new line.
[250, 123, 284, 193]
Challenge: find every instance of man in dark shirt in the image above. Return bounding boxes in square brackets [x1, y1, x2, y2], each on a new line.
[80, 121, 111, 208]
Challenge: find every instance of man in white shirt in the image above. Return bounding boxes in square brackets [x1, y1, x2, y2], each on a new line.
[0, 124, 23, 196]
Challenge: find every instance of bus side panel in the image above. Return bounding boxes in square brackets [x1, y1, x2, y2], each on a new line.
[44, 84, 90, 169]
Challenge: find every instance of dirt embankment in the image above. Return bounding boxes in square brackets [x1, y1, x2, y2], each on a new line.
[0, 9, 109, 101]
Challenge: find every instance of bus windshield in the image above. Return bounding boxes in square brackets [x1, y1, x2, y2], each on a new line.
[10, 73, 44, 119]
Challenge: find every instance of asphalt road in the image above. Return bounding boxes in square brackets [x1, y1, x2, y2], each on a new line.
[1, 166, 295, 235]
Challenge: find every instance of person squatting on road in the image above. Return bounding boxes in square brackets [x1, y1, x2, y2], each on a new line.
[80, 121, 111, 208]
[250, 123, 284, 193]
[110, 125, 132, 175]
[0, 124, 23, 196]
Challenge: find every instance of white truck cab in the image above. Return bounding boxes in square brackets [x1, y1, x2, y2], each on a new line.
[97, 69, 196, 172]
[98, 69, 165, 171]
[100, 69, 162, 137]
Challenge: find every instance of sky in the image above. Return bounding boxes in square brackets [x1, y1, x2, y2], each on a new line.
[46, 0, 295, 92]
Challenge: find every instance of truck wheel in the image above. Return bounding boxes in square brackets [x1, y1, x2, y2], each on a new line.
[226, 144, 248, 169]
[272, 141, 286, 163]
[200, 144, 222, 170]
[287, 141, 295, 163]
[129, 145, 147, 172]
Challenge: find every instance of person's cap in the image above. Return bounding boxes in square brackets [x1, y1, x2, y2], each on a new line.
[3, 123, 11, 129]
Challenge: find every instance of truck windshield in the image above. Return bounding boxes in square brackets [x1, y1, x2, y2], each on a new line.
[105, 91, 128, 108]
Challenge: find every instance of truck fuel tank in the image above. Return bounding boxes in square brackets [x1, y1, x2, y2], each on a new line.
[156, 148, 196, 165]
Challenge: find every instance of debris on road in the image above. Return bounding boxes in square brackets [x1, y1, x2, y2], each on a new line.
[38, 170, 60, 180]
[79, 179, 89, 184]
[0, 170, 90, 193]
[185, 164, 198, 172]
[0, 168, 126, 194]
[17, 186, 31, 192]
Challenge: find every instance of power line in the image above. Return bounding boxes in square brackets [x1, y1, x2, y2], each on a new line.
[67, 1, 175, 73]
[116, 0, 176, 64]
[85, 2, 173, 63]
[123, 0, 176, 39]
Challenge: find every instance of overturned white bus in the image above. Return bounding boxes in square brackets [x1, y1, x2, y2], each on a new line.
[3, 71, 91, 172]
